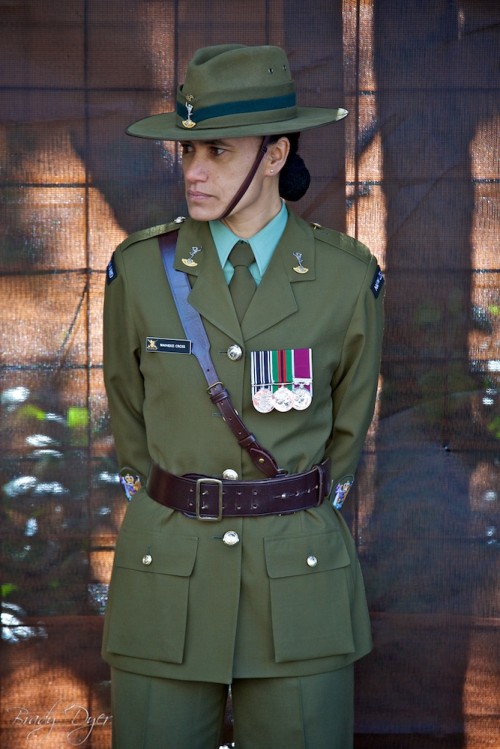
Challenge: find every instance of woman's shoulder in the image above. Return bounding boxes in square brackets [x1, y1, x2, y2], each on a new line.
[115, 216, 187, 255]
[289, 211, 373, 266]
[311, 222, 373, 265]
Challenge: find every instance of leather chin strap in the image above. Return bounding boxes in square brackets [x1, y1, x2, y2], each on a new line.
[218, 135, 273, 221]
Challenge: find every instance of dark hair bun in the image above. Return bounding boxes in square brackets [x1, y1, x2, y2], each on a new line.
[279, 151, 311, 201]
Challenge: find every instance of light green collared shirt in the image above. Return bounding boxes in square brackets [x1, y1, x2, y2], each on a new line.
[209, 201, 288, 285]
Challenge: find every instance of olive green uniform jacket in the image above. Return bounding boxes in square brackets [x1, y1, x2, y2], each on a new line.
[101, 209, 384, 684]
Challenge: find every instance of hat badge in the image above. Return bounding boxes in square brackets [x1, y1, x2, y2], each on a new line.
[182, 94, 196, 129]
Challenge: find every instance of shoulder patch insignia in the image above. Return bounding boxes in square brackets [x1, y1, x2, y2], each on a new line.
[106, 254, 117, 285]
[332, 476, 354, 509]
[370, 265, 384, 298]
[119, 469, 142, 501]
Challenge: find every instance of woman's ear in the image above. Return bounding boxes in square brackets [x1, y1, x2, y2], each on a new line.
[266, 137, 290, 176]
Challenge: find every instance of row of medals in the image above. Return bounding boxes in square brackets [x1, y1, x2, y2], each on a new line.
[252, 383, 312, 413]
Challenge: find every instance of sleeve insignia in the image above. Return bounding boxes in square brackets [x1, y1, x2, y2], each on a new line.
[370, 265, 384, 298]
[106, 254, 118, 285]
[332, 476, 354, 509]
[119, 469, 142, 501]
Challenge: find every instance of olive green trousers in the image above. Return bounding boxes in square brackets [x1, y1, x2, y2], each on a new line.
[111, 665, 354, 749]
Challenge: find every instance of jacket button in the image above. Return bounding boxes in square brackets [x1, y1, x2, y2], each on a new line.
[223, 531, 240, 546]
[306, 555, 318, 567]
[142, 554, 153, 566]
[227, 344, 243, 361]
[222, 469, 239, 480]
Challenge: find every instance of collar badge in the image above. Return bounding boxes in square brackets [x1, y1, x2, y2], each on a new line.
[182, 246, 202, 267]
[292, 252, 309, 274]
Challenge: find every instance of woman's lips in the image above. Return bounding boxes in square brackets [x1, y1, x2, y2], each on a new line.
[187, 190, 213, 201]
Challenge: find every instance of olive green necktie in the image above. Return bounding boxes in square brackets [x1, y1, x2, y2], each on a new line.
[229, 241, 256, 321]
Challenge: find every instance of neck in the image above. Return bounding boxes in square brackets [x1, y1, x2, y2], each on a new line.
[222, 194, 282, 239]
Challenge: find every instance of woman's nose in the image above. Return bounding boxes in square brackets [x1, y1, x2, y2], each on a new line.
[183, 153, 207, 182]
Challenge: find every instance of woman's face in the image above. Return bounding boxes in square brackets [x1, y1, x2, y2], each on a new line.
[180, 136, 280, 232]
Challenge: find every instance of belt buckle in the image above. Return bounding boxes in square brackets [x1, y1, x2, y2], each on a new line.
[195, 478, 223, 521]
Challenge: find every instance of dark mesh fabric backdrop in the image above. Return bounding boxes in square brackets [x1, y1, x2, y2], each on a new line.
[0, 2, 498, 747]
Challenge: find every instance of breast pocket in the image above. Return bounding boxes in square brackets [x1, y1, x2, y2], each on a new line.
[264, 530, 355, 663]
[106, 528, 198, 664]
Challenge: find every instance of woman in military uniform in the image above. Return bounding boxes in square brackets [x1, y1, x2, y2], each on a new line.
[102, 44, 384, 749]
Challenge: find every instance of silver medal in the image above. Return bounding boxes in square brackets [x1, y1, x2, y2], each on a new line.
[252, 388, 275, 413]
[292, 385, 312, 410]
[273, 385, 294, 412]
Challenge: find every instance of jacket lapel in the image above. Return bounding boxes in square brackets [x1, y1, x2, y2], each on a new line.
[242, 211, 316, 340]
[174, 220, 242, 341]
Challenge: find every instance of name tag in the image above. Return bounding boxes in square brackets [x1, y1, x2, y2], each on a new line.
[146, 337, 192, 354]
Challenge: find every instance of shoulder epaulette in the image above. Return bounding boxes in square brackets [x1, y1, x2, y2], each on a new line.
[117, 216, 186, 253]
[311, 222, 371, 265]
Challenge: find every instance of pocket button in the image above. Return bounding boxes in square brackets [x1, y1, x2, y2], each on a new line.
[223, 531, 240, 546]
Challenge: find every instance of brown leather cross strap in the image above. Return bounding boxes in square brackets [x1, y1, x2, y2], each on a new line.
[147, 459, 331, 521]
[158, 230, 282, 478]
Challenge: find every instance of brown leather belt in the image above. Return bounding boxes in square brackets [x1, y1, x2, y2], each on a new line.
[146, 459, 331, 521]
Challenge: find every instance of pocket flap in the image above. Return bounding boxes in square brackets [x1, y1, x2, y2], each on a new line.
[264, 530, 350, 579]
[114, 529, 198, 577]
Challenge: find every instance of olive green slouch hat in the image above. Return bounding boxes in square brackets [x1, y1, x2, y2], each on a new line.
[127, 44, 347, 141]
